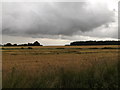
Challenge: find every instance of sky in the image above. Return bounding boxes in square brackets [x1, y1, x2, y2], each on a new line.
[1, 0, 119, 46]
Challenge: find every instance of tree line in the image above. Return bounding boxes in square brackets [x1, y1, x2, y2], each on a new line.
[1, 40, 120, 46]
[69, 41, 120, 46]
[3, 41, 43, 46]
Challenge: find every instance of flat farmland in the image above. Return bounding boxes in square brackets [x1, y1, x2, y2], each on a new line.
[2, 45, 119, 88]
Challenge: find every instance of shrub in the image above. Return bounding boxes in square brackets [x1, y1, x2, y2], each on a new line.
[102, 47, 114, 49]
[28, 47, 33, 49]
[21, 47, 24, 49]
[56, 48, 65, 49]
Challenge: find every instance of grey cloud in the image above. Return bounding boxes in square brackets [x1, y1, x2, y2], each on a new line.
[118, 2, 120, 39]
[2, 2, 115, 38]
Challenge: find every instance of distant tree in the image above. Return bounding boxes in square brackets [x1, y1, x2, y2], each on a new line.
[23, 44, 28, 46]
[33, 41, 41, 46]
[4, 43, 12, 46]
[28, 43, 33, 46]
[13, 44, 17, 46]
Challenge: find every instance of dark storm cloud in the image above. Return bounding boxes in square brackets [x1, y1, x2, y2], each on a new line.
[2, 2, 115, 38]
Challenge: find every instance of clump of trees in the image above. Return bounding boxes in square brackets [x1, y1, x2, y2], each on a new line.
[3, 41, 43, 46]
[69, 41, 120, 46]
[4, 43, 13, 46]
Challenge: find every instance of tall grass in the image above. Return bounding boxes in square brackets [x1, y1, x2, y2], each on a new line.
[3, 60, 118, 88]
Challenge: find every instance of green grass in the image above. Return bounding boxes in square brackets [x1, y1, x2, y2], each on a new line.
[3, 61, 118, 88]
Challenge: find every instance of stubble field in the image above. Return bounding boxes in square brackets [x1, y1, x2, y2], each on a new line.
[2, 45, 119, 88]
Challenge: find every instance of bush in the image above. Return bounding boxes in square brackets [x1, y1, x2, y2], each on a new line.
[21, 47, 24, 49]
[28, 47, 33, 49]
[56, 48, 65, 49]
[102, 47, 114, 49]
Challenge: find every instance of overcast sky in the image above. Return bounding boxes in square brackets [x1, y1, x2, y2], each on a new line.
[1, 0, 118, 45]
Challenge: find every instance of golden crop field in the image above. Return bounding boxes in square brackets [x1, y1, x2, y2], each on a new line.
[2, 45, 119, 88]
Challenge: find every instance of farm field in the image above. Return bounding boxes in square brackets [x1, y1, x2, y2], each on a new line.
[2, 45, 119, 88]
